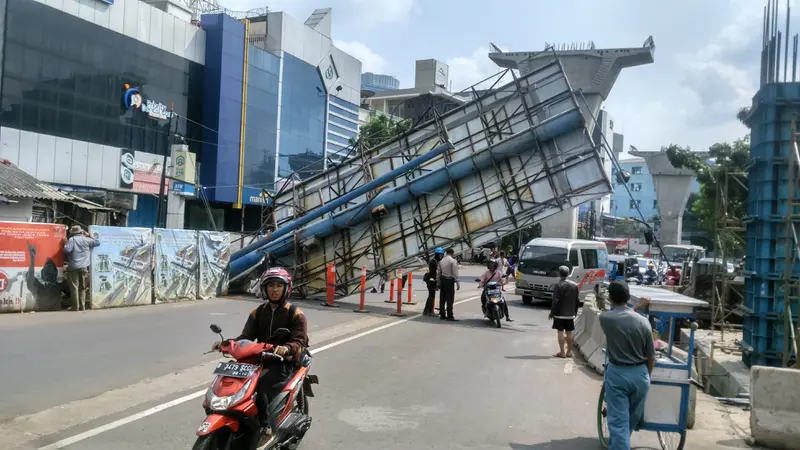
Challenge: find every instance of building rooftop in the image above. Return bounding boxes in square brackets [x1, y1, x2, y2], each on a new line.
[0, 159, 73, 202]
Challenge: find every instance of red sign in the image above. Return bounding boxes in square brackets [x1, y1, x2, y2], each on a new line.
[0, 222, 66, 312]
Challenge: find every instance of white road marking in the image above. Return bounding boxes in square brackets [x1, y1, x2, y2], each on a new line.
[37, 295, 482, 449]
[564, 360, 574, 374]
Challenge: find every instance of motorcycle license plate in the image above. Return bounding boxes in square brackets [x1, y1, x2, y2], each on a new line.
[487, 289, 501, 296]
[213, 362, 258, 378]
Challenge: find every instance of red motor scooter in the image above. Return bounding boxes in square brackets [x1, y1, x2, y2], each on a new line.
[193, 324, 318, 450]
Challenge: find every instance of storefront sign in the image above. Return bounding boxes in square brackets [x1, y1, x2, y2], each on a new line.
[172, 149, 196, 183]
[119, 151, 135, 189]
[318, 53, 340, 94]
[122, 84, 174, 120]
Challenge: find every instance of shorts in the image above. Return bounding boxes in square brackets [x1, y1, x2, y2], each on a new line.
[552, 318, 575, 332]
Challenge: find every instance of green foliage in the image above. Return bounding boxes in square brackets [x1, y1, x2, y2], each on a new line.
[501, 223, 542, 253]
[664, 134, 750, 256]
[350, 114, 412, 150]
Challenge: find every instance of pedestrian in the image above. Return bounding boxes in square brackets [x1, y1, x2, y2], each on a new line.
[423, 248, 445, 316]
[437, 248, 460, 321]
[498, 251, 509, 290]
[63, 225, 100, 311]
[548, 265, 580, 358]
[599, 281, 655, 450]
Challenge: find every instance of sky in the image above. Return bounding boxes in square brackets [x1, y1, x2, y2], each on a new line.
[223, 0, 787, 156]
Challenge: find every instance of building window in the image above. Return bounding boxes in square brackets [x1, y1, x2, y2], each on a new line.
[631, 166, 643, 175]
[609, 120, 614, 130]
[630, 183, 642, 192]
[629, 199, 641, 209]
[580, 249, 599, 269]
[0, 0, 204, 155]
[569, 249, 579, 266]
[653, 199, 658, 208]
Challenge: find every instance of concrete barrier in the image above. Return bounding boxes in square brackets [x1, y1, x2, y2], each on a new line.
[751, 366, 800, 450]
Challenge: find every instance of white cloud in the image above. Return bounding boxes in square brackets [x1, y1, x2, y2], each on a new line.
[334, 40, 387, 73]
[446, 47, 515, 93]
[348, 0, 417, 25]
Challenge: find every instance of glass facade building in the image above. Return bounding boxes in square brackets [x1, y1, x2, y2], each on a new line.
[241, 45, 279, 198]
[0, 0, 204, 157]
[278, 53, 326, 181]
[326, 95, 359, 163]
[361, 72, 399, 91]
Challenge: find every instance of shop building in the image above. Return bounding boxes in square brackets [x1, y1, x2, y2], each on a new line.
[0, 0, 363, 232]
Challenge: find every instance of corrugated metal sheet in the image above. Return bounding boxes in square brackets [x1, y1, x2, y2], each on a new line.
[0, 159, 73, 201]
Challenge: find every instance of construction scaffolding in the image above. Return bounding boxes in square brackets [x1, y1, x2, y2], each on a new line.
[709, 170, 747, 341]
[228, 51, 614, 298]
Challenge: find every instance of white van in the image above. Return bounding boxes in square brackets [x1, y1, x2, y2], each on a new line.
[515, 238, 609, 304]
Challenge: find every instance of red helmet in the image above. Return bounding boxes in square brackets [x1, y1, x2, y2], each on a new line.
[259, 267, 292, 302]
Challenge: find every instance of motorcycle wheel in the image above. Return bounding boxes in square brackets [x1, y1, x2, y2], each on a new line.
[282, 387, 310, 450]
[494, 305, 502, 328]
[192, 429, 230, 450]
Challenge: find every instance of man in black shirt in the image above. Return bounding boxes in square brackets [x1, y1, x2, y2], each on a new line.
[549, 265, 580, 358]
[423, 247, 444, 316]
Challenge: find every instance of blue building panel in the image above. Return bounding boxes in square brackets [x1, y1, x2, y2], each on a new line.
[241, 45, 280, 205]
[278, 53, 327, 180]
[200, 13, 245, 204]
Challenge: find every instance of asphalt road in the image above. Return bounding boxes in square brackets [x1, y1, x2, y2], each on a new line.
[3, 265, 665, 450]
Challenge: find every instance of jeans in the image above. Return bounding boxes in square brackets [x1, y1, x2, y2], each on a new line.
[604, 363, 650, 450]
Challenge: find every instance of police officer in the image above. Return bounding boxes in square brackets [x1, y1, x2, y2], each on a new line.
[423, 248, 445, 316]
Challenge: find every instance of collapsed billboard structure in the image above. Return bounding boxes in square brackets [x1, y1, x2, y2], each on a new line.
[229, 53, 614, 297]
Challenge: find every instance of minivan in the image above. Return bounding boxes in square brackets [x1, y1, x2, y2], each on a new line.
[515, 238, 609, 304]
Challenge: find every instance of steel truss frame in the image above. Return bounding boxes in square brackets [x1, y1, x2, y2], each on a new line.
[257, 52, 611, 298]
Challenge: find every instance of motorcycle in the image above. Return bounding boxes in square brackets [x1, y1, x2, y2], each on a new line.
[626, 277, 643, 286]
[193, 325, 319, 450]
[476, 280, 505, 328]
[643, 273, 658, 286]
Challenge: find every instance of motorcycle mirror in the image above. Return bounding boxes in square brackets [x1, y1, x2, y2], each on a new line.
[210, 324, 222, 334]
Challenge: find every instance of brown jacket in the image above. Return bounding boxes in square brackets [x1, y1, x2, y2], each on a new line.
[236, 302, 309, 359]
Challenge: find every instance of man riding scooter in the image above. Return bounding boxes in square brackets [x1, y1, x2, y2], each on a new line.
[212, 267, 309, 447]
[478, 260, 513, 322]
[644, 262, 658, 285]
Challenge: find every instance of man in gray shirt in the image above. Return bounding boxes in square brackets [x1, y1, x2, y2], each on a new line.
[599, 280, 655, 450]
[63, 225, 100, 311]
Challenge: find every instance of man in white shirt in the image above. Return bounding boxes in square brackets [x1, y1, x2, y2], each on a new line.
[437, 248, 460, 321]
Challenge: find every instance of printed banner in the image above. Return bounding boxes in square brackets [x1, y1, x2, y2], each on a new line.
[198, 231, 230, 299]
[154, 229, 198, 302]
[89, 226, 153, 308]
[0, 222, 66, 313]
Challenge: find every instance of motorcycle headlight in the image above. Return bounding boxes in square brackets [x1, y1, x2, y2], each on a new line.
[489, 297, 500, 303]
[206, 378, 253, 411]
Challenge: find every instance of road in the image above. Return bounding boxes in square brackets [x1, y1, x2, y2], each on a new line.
[2, 265, 668, 450]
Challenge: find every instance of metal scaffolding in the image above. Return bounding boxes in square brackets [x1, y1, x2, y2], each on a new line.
[783, 123, 800, 366]
[233, 51, 614, 298]
[709, 170, 747, 341]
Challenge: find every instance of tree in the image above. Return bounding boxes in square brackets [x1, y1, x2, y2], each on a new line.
[664, 135, 749, 256]
[350, 114, 412, 150]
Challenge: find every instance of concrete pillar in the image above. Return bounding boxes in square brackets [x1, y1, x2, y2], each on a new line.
[540, 208, 578, 239]
[630, 151, 706, 245]
[651, 174, 693, 245]
[166, 191, 185, 229]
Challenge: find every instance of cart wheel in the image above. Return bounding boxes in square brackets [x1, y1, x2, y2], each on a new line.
[596, 385, 610, 449]
[657, 431, 686, 450]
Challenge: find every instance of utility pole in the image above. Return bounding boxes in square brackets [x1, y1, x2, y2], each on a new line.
[155, 104, 175, 229]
